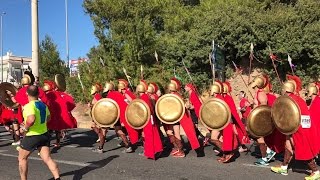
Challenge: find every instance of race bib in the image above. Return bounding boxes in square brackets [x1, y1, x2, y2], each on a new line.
[301, 115, 311, 129]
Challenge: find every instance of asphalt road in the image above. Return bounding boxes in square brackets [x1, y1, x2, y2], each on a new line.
[0, 127, 312, 180]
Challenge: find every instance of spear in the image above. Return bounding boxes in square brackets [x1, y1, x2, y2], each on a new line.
[248, 43, 254, 84]
[268, 47, 282, 85]
[77, 71, 85, 91]
[140, 65, 144, 80]
[182, 59, 203, 103]
[122, 67, 134, 90]
[287, 54, 295, 75]
[232, 61, 254, 99]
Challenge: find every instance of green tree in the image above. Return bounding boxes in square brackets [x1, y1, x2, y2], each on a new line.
[39, 35, 68, 83]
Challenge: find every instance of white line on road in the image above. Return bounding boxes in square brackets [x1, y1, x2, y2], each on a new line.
[242, 163, 271, 169]
[0, 152, 99, 168]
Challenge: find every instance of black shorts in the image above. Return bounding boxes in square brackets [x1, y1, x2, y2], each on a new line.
[20, 132, 51, 151]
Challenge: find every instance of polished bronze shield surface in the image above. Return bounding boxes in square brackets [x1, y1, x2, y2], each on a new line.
[125, 99, 150, 129]
[271, 95, 301, 135]
[247, 105, 274, 138]
[55, 74, 66, 91]
[0, 82, 18, 108]
[199, 97, 231, 131]
[91, 98, 120, 127]
[155, 94, 185, 124]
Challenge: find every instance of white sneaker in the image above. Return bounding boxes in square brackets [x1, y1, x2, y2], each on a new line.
[11, 141, 20, 146]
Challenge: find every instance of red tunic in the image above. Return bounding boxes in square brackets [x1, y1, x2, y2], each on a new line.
[239, 98, 251, 119]
[308, 96, 320, 154]
[47, 91, 77, 130]
[0, 105, 13, 124]
[107, 91, 139, 144]
[224, 94, 248, 145]
[189, 91, 202, 118]
[264, 93, 286, 153]
[140, 94, 163, 159]
[15, 86, 48, 106]
[172, 92, 200, 150]
[290, 93, 318, 160]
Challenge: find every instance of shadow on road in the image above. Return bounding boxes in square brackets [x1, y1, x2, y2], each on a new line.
[58, 155, 119, 180]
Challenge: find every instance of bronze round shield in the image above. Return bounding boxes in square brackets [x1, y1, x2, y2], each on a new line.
[0, 82, 19, 108]
[155, 94, 185, 124]
[125, 99, 151, 129]
[247, 105, 274, 138]
[55, 74, 66, 91]
[199, 97, 231, 131]
[271, 95, 301, 135]
[91, 98, 120, 127]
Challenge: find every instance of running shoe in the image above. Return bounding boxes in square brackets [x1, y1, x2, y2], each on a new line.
[122, 147, 133, 153]
[92, 148, 103, 153]
[305, 173, 320, 180]
[266, 150, 276, 162]
[254, 158, 269, 166]
[271, 166, 288, 175]
[11, 141, 20, 146]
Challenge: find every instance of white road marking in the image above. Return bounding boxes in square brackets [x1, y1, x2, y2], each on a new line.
[0, 132, 10, 136]
[0, 152, 99, 167]
[242, 163, 271, 169]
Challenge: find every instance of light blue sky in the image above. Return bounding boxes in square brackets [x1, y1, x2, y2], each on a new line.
[1, 0, 98, 62]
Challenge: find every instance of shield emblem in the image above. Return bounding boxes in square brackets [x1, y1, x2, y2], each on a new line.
[155, 94, 185, 124]
[91, 98, 120, 127]
[247, 105, 274, 138]
[271, 95, 301, 135]
[55, 74, 66, 92]
[125, 99, 151, 129]
[199, 97, 231, 131]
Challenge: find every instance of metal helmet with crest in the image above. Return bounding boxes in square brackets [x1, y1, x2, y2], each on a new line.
[91, 83, 102, 95]
[209, 80, 223, 96]
[118, 79, 128, 91]
[282, 75, 301, 94]
[21, 71, 35, 85]
[222, 81, 232, 94]
[136, 80, 148, 93]
[147, 82, 158, 94]
[250, 74, 268, 89]
[168, 77, 181, 92]
[307, 82, 320, 97]
[43, 80, 56, 92]
[103, 81, 115, 93]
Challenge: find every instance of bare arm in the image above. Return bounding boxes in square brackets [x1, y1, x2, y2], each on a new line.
[257, 92, 268, 105]
[24, 115, 36, 130]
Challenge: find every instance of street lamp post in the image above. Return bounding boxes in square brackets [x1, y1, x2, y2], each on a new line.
[0, 12, 6, 82]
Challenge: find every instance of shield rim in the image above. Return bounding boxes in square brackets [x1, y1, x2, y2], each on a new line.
[247, 105, 274, 138]
[125, 99, 151, 129]
[55, 74, 67, 92]
[0, 82, 19, 108]
[155, 94, 185, 124]
[199, 97, 231, 131]
[271, 95, 301, 135]
[91, 98, 120, 128]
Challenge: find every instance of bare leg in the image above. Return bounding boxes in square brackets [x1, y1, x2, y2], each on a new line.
[38, 146, 60, 179]
[18, 148, 32, 180]
[257, 137, 267, 158]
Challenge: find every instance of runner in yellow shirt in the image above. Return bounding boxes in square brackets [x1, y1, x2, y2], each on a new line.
[18, 85, 61, 180]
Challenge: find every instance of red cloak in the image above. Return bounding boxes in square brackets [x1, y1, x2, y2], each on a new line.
[239, 98, 251, 120]
[264, 93, 286, 153]
[107, 91, 139, 144]
[189, 91, 202, 118]
[15, 86, 48, 106]
[140, 94, 163, 159]
[47, 91, 77, 130]
[308, 96, 320, 154]
[290, 93, 318, 160]
[224, 94, 248, 145]
[172, 92, 200, 150]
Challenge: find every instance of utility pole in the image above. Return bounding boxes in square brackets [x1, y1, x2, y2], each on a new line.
[1, 12, 6, 82]
[31, 0, 39, 78]
[65, 0, 70, 76]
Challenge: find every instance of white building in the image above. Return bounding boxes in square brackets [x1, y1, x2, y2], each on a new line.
[0, 51, 31, 83]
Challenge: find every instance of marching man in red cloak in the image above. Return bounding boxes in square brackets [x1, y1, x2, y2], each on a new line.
[135, 80, 163, 159]
[165, 78, 201, 158]
[271, 75, 319, 180]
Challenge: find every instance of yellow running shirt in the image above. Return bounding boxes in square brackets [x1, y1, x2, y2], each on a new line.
[23, 100, 50, 136]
